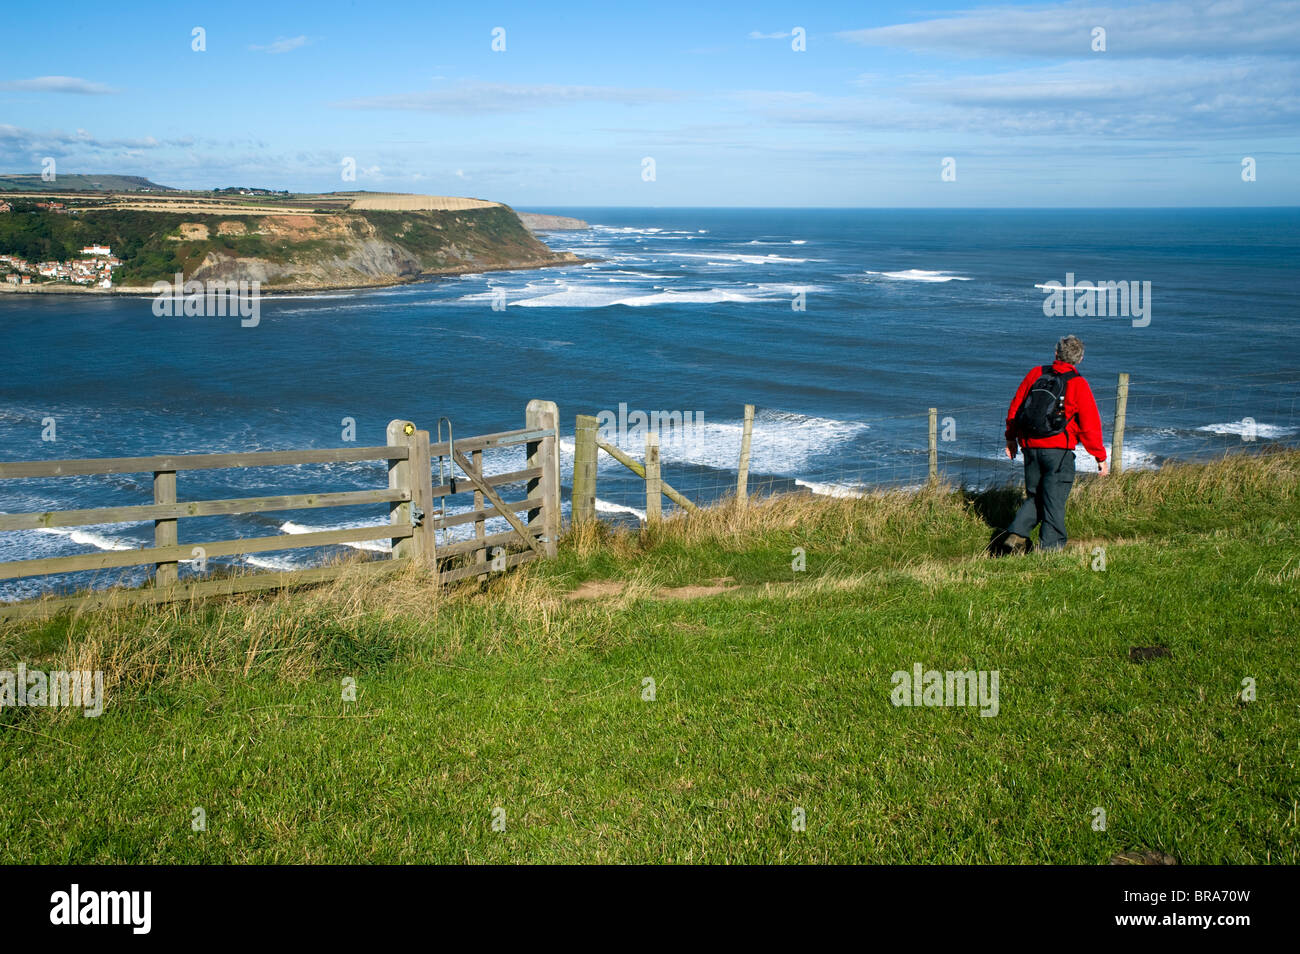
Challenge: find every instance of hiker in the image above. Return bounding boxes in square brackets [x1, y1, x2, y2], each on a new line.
[1001, 335, 1108, 553]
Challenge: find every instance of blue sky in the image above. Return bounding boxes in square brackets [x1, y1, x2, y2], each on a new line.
[1, 0, 1297, 206]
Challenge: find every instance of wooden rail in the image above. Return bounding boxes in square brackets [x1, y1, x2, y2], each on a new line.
[593, 437, 699, 514]
[572, 407, 734, 525]
[0, 402, 561, 620]
[572, 376, 1132, 526]
[0, 445, 405, 479]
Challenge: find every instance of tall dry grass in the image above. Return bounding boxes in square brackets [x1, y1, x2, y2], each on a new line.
[3, 448, 1296, 707]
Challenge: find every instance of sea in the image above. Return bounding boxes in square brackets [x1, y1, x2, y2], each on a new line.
[2, 207, 1297, 599]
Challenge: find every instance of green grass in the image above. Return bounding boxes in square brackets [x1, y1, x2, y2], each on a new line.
[1, 451, 1297, 863]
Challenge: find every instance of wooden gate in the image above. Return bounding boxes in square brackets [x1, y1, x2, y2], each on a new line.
[0, 400, 560, 621]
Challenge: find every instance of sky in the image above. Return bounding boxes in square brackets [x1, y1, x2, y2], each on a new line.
[1, 0, 1297, 207]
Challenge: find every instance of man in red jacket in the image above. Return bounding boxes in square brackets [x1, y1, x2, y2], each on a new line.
[1001, 335, 1109, 553]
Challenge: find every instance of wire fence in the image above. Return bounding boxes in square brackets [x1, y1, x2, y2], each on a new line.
[578, 372, 1300, 524]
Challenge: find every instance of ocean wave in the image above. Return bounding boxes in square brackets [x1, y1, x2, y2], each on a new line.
[990, 443, 1157, 473]
[595, 498, 646, 521]
[1076, 444, 1158, 473]
[37, 526, 137, 551]
[258, 293, 354, 301]
[868, 269, 972, 283]
[796, 479, 869, 499]
[592, 225, 665, 235]
[1197, 420, 1298, 439]
[612, 289, 775, 307]
[571, 408, 870, 476]
[668, 251, 811, 265]
[244, 553, 303, 571]
[501, 282, 796, 308]
[280, 520, 392, 553]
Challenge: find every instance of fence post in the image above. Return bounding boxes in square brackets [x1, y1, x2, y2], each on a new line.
[387, 419, 415, 561]
[645, 431, 662, 524]
[737, 403, 754, 507]
[473, 448, 487, 579]
[526, 399, 560, 558]
[928, 408, 938, 482]
[1112, 372, 1130, 475]
[153, 469, 178, 586]
[572, 413, 598, 526]
[411, 427, 436, 564]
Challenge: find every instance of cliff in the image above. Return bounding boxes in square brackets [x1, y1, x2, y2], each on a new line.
[517, 212, 590, 231]
[185, 206, 579, 290]
[0, 194, 582, 292]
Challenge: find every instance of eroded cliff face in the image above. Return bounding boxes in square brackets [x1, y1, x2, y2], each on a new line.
[185, 205, 577, 289]
[517, 212, 590, 231]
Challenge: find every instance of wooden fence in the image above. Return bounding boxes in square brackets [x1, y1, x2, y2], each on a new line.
[926, 372, 1132, 480]
[572, 374, 1133, 519]
[0, 400, 560, 621]
[572, 414, 705, 525]
[0, 375, 1136, 618]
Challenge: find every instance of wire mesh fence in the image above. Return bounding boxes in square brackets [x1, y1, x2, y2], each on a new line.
[576, 372, 1300, 525]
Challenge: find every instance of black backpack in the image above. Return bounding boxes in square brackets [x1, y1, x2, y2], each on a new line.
[1015, 366, 1079, 438]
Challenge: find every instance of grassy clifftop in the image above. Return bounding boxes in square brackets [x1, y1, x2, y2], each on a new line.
[2, 450, 1297, 863]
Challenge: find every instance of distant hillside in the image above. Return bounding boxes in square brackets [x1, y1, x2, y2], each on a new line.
[0, 174, 172, 192]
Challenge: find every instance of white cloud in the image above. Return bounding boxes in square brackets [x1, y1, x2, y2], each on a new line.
[733, 49, 1300, 140]
[838, 0, 1300, 58]
[250, 36, 311, 54]
[748, 31, 791, 40]
[333, 81, 683, 113]
[0, 76, 117, 94]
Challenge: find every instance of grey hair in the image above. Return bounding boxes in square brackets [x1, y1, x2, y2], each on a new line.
[1056, 335, 1085, 364]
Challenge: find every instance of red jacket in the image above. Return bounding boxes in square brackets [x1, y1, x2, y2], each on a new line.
[1005, 360, 1107, 460]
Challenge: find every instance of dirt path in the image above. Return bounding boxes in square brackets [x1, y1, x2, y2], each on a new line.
[561, 536, 1144, 604]
[566, 577, 739, 601]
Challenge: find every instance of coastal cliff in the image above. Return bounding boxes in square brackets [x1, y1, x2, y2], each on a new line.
[0, 191, 582, 293]
[184, 205, 579, 290]
[517, 212, 590, 231]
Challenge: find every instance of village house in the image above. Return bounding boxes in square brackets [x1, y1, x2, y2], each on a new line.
[1, 241, 120, 287]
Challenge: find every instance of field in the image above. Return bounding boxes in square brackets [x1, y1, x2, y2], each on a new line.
[1, 451, 1296, 863]
[349, 194, 501, 211]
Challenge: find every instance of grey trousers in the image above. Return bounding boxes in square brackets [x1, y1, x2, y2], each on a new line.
[1007, 447, 1076, 550]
